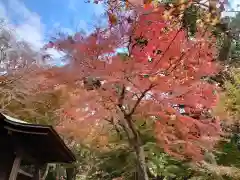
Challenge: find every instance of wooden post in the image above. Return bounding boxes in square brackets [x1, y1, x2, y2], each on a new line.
[56, 164, 60, 180]
[9, 153, 22, 180]
[33, 164, 41, 180]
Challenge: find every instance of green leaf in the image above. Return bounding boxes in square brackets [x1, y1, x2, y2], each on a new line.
[182, 4, 199, 37]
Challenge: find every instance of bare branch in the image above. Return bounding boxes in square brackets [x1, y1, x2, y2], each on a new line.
[127, 84, 155, 117]
[117, 84, 126, 114]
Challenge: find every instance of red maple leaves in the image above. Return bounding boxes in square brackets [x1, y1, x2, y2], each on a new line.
[42, 5, 221, 161]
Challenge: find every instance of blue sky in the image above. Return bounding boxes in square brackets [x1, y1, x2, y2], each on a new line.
[0, 0, 238, 60]
[0, 0, 106, 59]
[20, 0, 106, 33]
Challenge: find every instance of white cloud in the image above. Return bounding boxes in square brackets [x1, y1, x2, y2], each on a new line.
[222, 0, 240, 17]
[0, 0, 65, 61]
[1, 0, 45, 50]
[15, 17, 44, 50]
[231, 0, 240, 8]
[47, 48, 66, 59]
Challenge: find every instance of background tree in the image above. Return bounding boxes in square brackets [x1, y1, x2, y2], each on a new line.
[0, 20, 66, 125]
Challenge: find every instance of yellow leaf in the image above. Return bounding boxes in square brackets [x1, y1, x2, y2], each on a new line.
[178, 0, 187, 4]
[125, 0, 130, 9]
[108, 12, 117, 25]
[149, 76, 158, 82]
[144, 0, 152, 5]
[211, 17, 220, 26]
[163, 10, 172, 20]
[170, 114, 177, 121]
[209, 0, 217, 10]
[179, 4, 186, 11]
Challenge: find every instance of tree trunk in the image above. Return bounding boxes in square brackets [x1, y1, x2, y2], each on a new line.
[123, 116, 149, 180]
[218, 35, 232, 63]
[133, 142, 149, 180]
[116, 87, 150, 180]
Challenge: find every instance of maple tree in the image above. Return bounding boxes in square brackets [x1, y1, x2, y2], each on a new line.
[95, 0, 228, 28]
[40, 3, 224, 179]
[0, 1, 239, 179]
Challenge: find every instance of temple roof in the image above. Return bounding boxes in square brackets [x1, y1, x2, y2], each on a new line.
[0, 113, 76, 164]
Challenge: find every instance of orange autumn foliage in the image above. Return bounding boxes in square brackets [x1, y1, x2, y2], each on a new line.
[42, 5, 222, 161]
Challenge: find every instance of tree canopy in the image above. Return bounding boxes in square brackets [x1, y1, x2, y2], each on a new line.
[2, 0, 240, 179]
